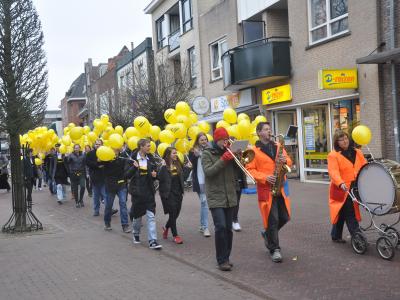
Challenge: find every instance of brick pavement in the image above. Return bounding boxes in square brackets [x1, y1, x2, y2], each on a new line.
[1, 180, 400, 299]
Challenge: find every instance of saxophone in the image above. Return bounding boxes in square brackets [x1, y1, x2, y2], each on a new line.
[271, 134, 291, 197]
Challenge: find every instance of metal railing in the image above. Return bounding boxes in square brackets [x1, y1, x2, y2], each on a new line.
[168, 29, 180, 52]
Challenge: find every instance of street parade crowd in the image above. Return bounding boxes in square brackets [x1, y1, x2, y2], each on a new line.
[14, 102, 374, 271]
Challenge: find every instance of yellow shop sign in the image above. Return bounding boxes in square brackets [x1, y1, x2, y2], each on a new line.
[262, 84, 292, 105]
[319, 69, 358, 89]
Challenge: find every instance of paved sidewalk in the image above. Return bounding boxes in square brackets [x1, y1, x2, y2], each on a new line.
[0, 180, 400, 299]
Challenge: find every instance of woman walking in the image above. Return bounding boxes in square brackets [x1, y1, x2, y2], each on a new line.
[159, 147, 185, 244]
[189, 133, 211, 237]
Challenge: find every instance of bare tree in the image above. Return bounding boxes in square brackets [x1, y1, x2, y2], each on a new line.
[0, 0, 47, 232]
[120, 54, 193, 127]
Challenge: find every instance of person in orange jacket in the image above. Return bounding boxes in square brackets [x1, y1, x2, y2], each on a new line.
[328, 130, 367, 243]
[246, 122, 292, 263]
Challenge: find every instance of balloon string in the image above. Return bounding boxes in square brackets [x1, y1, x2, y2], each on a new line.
[366, 145, 375, 161]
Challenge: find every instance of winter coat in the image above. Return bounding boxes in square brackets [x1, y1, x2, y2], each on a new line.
[67, 152, 86, 174]
[101, 156, 130, 194]
[327, 148, 367, 224]
[85, 149, 105, 185]
[201, 143, 237, 209]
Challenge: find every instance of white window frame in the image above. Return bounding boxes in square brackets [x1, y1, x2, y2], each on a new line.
[307, 0, 349, 45]
[156, 16, 167, 49]
[188, 46, 197, 88]
[210, 38, 227, 81]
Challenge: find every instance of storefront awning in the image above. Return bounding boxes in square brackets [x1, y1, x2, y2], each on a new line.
[356, 48, 400, 64]
[200, 104, 261, 123]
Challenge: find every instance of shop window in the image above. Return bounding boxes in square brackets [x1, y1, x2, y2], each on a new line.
[308, 0, 348, 44]
[331, 99, 360, 135]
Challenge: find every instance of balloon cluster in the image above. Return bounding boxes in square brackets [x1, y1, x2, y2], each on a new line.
[20, 102, 271, 164]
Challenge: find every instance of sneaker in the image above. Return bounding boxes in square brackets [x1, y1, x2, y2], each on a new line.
[93, 212, 99, 216]
[112, 209, 118, 216]
[232, 222, 241, 232]
[122, 225, 131, 233]
[203, 228, 211, 237]
[199, 226, 204, 233]
[173, 236, 183, 244]
[75, 203, 81, 208]
[39, 188, 42, 191]
[332, 238, 346, 243]
[162, 227, 169, 239]
[104, 223, 112, 231]
[80, 201, 85, 207]
[133, 235, 141, 244]
[57, 201, 63, 205]
[271, 249, 282, 263]
[149, 240, 162, 250]
[217, 262, 232, 271]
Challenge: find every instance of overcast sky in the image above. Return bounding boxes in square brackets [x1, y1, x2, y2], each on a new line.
[32, 0, 153, 110]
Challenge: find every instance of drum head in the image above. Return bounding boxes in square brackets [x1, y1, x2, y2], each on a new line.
[357, 162, 395, 215]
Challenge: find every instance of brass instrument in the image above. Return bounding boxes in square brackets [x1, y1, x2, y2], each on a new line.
[225, 139, 256, 184]
[271, 134, 291, 197]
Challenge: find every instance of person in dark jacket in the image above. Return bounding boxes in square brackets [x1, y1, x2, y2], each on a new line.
[0, 154, 10, 192]
[101, 148, 131, 233]
[188, 132, 211, 237]
[23, 149, 37, 204]
[126, 138, 162, 250]
[84, 145, 93, 197]
[159, 147, 185, 244]
[45, 148, 57, 195]
[202, 127, 237, 271]
[52, 146, 69, 204]
[67, 144, 86, 208]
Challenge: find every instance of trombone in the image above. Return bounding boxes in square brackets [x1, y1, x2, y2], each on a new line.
[225, 139, 256, 184]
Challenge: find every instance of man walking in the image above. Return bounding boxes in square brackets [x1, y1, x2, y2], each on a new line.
[67, 144, 86, 208]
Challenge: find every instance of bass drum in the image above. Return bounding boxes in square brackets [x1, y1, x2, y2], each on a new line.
[356, 159, 400, 215]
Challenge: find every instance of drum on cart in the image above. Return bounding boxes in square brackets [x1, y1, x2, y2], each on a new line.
[356, 159, 400, 215]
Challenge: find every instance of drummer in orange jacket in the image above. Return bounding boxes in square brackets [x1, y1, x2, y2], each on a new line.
[327, 130, 367, 243]
[246, 122, 292, 263]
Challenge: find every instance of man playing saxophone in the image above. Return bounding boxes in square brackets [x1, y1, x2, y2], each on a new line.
[246, 122, 292, 263]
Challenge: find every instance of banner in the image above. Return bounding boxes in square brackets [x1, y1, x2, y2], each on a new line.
[318, 69, 358, 89]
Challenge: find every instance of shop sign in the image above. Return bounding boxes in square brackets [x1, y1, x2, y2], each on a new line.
[210, 89, 252, 113]
[318, 69, 358, 89]
[191, 96, 210, 115]
[304, 116, 315, 152]
[262, 84, 292, 105]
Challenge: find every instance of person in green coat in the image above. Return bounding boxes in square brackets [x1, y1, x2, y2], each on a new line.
[201, 127, 237, 271]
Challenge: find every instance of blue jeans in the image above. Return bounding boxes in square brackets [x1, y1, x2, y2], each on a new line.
[198, 193, 209, 229]
[210, 207, 233, 265]
[104, 187, 128, 226]
[132, 210, 157, 242]
[92, 183, 106, 215]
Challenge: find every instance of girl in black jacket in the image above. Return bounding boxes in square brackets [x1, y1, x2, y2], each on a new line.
[159, 147, 185, 244]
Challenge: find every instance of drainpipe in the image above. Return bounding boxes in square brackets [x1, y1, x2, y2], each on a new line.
[389, 0, 400, 161]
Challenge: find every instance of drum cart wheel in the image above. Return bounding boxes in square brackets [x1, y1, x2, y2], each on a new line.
[384, 226, 400, 247]
[351, 232, 368, 255]
[376, 236, 395, 260]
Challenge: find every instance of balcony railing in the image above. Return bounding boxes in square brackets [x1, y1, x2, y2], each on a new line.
[222, 37, 291, 90]
[168, 29, 180, 52]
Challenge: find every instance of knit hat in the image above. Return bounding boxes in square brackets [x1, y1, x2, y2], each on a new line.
[213, 127, 229, 142]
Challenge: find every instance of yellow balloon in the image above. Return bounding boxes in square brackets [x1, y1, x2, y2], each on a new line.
[127, 136, 140, 150]
[83, 126, 90, 134]
[176, 115, 191, 128]
[238, 120, 251, 138]
[59, 144, 67, 154]
[70, 126, 83, 141]
[125, 127, 140, 138]
[149, 125, 161, 141]
[38, 153, 45, 160]
[88, 132, 98, 143]
[134, 116, 150, 134]
[159, 130, 175, 144]
[188, 126, 201, 140]
[100, 114, 109, 123]
[206, 134, 213, 142]
[352, 125, 372, 146]
[63, 127, 70, 135]
[34, 158, 42, 166]
[175, 138, 190, 154]
[216, 120, 230, 129]
[237, 113, 250, 123]
[96, 146, 115, 161]
[108, 133, 124, 149]
[198, 121, 210, 133]
[150, 141, 156, 154]
[177, 151, 185, 164]
[227, 125, 240, 139]
[254, 115, 267, 124]
[164, 108, 177, 124]
[62, 136, 72, 146]
[189, 112, 198, 125]
[175, 101, 190, 116]
[157, 143, 170, 157]
[223, 108, 237, 124]
[68, 123, 76, 128]
[171, 123, 187, 139]
[114, 125, 124, 136]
